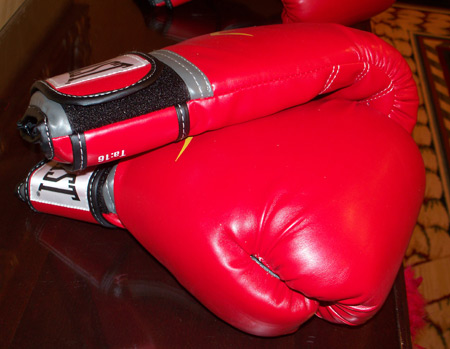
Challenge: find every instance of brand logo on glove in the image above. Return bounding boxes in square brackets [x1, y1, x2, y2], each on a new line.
[67, 61, 134, 84]
[46, 54, 150, 92]
[30, 162, 93, 212]
[38, 165, 80, 201]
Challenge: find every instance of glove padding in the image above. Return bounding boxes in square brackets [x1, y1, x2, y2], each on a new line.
[18, 23, 416, 170]
[18, 98, 425, 336]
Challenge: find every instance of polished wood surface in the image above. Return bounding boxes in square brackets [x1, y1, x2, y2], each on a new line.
[0, 0, 411, 347]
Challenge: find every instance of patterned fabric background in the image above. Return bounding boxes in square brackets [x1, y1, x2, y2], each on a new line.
[371, 4, 450, 348]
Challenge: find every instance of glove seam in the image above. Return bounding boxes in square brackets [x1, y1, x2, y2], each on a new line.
[215, 66, 334, 98]
[77, 133, 84, 170]
[43, 116, 55, 160]
[364, 80, 394, 103]
[212, 62, 398, 122]
[355, 62, 370, 82]
[353, 44, 402, 120]
[212, 64, 355, 100]
[319, 65, 341, 95]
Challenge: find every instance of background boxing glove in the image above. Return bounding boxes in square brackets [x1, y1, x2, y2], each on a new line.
[145, 0, 191, 9]
[143, 0, 394, 26]
[17, 23, 416, 171]
[18, 97, 425, 336]
[136, 0, 277, 43]
[281, 0, 395, 25]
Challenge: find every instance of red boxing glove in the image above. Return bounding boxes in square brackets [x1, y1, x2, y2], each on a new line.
[18, 23, 415, 171]
[144, 0, 393, 26]
[281, 0, 394, 25]
[18, 97, 425, 336]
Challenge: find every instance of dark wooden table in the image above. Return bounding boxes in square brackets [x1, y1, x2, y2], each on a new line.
[0, 0, 412, 347]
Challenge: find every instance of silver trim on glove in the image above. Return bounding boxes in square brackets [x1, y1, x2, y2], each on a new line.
[102, 165, 117, 214]
[152, 49, 213, 100]
[30, 91, 72, 138]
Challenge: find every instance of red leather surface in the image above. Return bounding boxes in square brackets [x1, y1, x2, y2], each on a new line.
[167, 23, 417, 135]
[166, 0, 191, 7]
[51, 107, 180, 165]
[52, 135, 74, 163]
[281, 0, 395, 25]
[84, 106, 180, 166]
[114, 99, 425, 336]
[31, 201, 98, 224]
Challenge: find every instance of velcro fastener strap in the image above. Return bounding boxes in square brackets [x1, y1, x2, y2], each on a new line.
[31, 52, 191, 134]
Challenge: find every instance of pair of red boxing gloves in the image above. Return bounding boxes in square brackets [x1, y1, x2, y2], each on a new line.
[17, 0, 425, 337]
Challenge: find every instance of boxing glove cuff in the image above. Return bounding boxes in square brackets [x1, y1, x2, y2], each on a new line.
[18, 51, 211, 171]
[17, 161, 121, 228]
